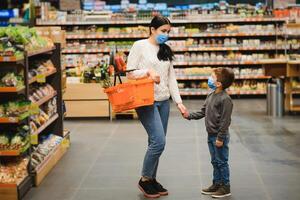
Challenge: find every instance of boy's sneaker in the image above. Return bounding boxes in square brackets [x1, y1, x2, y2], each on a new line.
[211, 185, 231, 198]
[138, 179, 160, 198]
[152, 179, 168, 196]
[201, 183, 221, 195]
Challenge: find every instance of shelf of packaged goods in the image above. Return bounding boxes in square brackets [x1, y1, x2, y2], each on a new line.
[34, 137, 69, 186]
[62, 46, 287, 54]
[0, 142, 30, 156]
[29, 69, 57, 84]
[173, 46, 286, 52]
[0, 86, 25, 93]
[288, 60, 300, 65]
[36, 17, 287, 26]
[62, 48, 111, 54]
[65, 32, 283, 40]
[180, 90, 266, 96]
[34, 92, 57, 107]
[176, 75, 270, 80]
[0, 175, 32, 200]
[0, 115, 29, 124]
[27, 46, 56, 57]
[173, 59, 287, 66]
[0, 175, 29, 188]
[31, 113, 59, 136]
[290, 106, 300, 112]
[0, 55, 24, 62]
[292, 89, 300, 94]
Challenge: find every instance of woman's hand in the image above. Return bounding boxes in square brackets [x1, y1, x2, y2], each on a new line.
[177, 103, 187, 115]
[147, 69, 160, 84]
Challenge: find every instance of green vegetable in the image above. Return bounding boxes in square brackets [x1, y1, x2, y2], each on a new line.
[0, 135, 9, 145]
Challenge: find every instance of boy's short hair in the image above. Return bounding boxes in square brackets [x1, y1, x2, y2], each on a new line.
[214, 67, 235, 90]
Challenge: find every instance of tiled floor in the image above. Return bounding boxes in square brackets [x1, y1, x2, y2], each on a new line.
[24, 99, 300, 200]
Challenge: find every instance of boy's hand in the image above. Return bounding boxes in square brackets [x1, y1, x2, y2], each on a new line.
[183, 111, 189, 119]
[215, 139, 223, 147]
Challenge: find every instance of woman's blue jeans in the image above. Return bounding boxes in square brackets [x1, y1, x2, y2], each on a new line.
[136, 100, 170, 179]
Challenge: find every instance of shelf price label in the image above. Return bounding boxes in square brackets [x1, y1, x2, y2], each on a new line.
[31, 103, 40, 115]
[37, 74, 46, 83]
[31, 134, 38, 145]
[62, 138, 70, 148]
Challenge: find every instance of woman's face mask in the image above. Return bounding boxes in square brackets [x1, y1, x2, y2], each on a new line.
[155, 34, 169, 44]
[151, 24, 171, 44]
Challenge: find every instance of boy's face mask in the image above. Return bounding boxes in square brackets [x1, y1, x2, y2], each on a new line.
[208, 76, 217, 90]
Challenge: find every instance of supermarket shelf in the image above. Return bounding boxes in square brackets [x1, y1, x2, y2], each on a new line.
[0, 175, 29, 188]
[0, 47, 55, 62]
[34, 92, 57, 107]
[27, 46, 56, 57]
[292, 89, 300, 94]
[65, 32, 282, 39]
[290, 106, 300, 112]
[173, 59, 287, 66]
[180, 90, 266, 96]
[34, 139, 69, 186]
[62, 48, 111, 54]
[62, 46, 286, 54]
[0, 113, 30, 124]
[0, 175, 32, 200]
[0, 143, 30, 156]
[29, 69, 57, 84]
[0, 86, 25, 93]
[288, 60, 300, 65]
[36, 17, 287, 25]
[0, 55, 24, 62]
[173, 46, 286, 52]
[176, 75, 270, 80]
[31, 114, 59, 136]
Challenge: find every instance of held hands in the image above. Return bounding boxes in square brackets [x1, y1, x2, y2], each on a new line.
[215, 139, 224, 147]
[147, 69, 160, 84]
[177, 103, 189, 119]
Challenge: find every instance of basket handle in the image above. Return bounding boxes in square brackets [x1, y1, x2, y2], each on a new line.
[113, 69, 136, 86]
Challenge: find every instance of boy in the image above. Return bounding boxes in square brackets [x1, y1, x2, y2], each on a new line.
[183, 67, 235, 198]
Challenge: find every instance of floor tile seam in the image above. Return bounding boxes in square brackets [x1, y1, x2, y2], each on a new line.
[234, 125, 273, 200]
[194, 121, 203, 189]
[69, 122, 121, 200]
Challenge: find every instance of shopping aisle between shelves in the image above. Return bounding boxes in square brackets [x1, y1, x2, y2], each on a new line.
[24, 100, 300, 200]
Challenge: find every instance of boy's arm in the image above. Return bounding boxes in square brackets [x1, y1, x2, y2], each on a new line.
[187, 102, 206, 120]
[217, 98, 233, 141]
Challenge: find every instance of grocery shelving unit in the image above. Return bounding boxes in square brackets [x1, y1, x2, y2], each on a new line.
[0, 43, 70, 199]
[37, 16, 289, 98]
[283, 23, 300, 112]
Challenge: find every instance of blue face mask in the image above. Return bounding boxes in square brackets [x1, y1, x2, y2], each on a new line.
[155, 34, 169, 44]
[208, 76, 217, 90]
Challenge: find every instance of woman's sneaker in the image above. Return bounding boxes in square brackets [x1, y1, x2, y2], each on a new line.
[211, 185, 231, 198]
[152, 179, 168, 196]
[201, 183, 221, 195]
[138, 179, 160, 198]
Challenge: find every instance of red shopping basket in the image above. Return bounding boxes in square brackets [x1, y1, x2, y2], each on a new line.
[104, 78, 154, 113]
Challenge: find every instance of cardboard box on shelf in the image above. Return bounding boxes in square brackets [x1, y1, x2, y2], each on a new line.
[35, 27, 66, 48]
[60, 0, 81, 11]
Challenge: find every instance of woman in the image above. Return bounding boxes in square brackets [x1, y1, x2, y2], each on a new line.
[127, 16, 187, 198]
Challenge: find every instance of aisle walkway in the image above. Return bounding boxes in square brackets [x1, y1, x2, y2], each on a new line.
[25, 99, 300, 200]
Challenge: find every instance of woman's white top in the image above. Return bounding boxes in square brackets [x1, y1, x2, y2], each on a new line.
[126, 39, 182, 104]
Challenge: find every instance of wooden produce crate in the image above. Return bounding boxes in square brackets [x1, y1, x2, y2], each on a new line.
[64, 83, 110, 117]
[35, 138, 69, 186]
